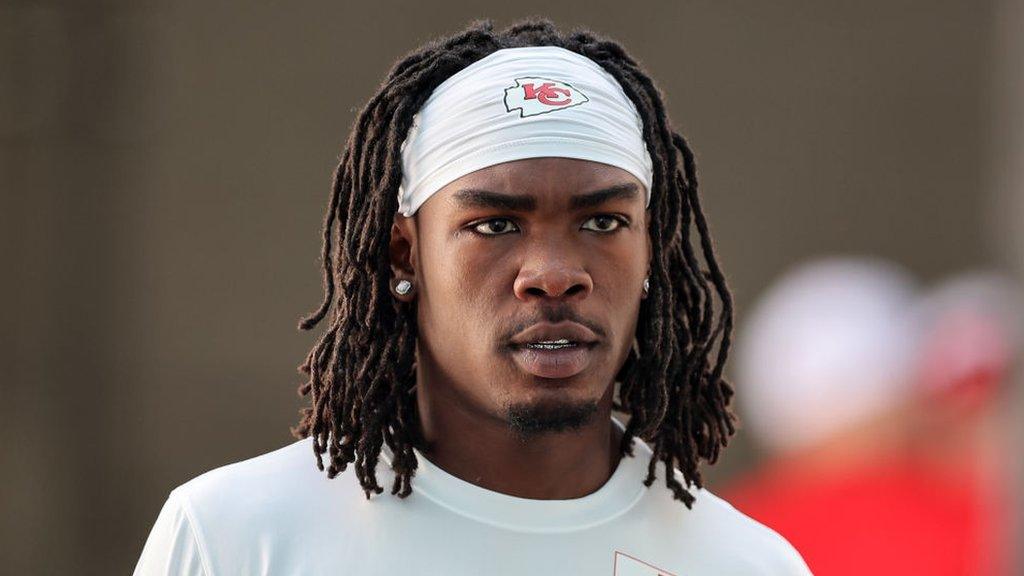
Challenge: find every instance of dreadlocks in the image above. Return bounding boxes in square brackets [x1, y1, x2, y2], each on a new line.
[292, 16, 737, 509]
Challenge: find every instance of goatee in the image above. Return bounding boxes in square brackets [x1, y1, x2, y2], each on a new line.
[505, 398, 599, 441]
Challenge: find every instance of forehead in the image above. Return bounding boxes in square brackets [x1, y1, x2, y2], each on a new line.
[425, 157, 646, 214]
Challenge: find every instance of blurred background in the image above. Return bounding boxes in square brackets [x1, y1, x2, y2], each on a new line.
[3, 1, 1022, 574]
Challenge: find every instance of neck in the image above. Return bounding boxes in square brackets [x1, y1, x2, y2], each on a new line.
[413, 370, 623, 500]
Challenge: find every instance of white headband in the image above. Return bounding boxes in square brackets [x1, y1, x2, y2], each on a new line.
[396, 45, 655, 217]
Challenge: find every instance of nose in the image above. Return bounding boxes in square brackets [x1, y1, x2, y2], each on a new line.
[512, 246, 593, 303]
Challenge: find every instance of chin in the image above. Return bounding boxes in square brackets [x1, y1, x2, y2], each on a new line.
[504, 395, 600, 439]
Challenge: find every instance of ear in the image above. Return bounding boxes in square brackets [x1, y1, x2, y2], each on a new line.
[388, 214, 418, 299]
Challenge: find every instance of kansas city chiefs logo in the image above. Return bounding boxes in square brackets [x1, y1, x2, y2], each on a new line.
[504, 77, 589, 117]
[613, 551, 676, 576]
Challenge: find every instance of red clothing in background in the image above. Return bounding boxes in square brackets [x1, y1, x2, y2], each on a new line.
[722, 455, 1007, 576]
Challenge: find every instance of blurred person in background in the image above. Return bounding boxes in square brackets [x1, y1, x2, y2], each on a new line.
[721, 257, 923, 574]
[723, 258, 1022, 575]
[902, 272, 1022, 575]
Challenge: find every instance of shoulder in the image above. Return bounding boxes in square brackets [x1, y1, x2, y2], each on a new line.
[136, 438, 382, 574]
[622, 440, 813, 574]
[168, 436, 361, 525]
[135, 438, 356, 575]
[622, 434, 813, 574]
[686, 485, 814, 575]
[170, 437, 321, 503]
[133, 487, 210, 575]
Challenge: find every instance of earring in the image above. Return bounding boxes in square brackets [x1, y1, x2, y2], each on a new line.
[395, 279, 412, 295]
[643, 277, 649, 294]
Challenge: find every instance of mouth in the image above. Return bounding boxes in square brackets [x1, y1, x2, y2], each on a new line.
[507, 339, 599, 379]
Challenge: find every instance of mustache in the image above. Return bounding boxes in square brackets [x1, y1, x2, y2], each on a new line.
[504, 304, 606, 344]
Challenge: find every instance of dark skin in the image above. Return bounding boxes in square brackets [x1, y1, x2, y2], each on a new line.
[388, 157, 652, 500]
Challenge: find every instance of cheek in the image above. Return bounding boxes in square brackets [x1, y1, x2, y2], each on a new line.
[593, 240, 647, 295]
[417, 235, 508, 341]
[431, 227, 514, 291]
[428, 246, 496, 307]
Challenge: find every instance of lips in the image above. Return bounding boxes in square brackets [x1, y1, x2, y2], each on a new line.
[509, 343, 596, 379]
[509, 321, 600, 349]
[507, 321, 600, 379]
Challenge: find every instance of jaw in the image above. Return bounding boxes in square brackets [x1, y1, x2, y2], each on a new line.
[504, 395, 600, 441]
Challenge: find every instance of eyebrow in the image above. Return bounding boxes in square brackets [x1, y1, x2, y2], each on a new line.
[451, 182, 640, 212]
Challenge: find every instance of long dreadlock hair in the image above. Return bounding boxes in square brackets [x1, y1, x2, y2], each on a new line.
[292, 16, 737, 509]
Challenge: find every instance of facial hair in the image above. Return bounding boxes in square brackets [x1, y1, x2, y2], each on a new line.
[505, 396, 599, 442]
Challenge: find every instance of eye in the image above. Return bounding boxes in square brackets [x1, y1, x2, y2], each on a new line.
[471, 218, 519, 236]
[582, 214, 629, 233]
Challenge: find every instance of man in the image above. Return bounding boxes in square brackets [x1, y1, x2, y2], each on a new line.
[134, 17, 813, 575]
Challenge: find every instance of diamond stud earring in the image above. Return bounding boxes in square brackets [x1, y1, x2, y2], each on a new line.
[643, 277, 649, 294]
[395, 279, 412, 295]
